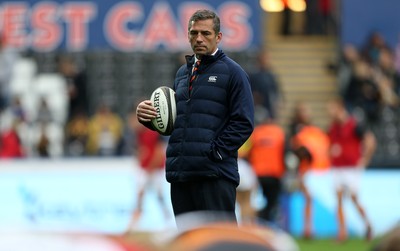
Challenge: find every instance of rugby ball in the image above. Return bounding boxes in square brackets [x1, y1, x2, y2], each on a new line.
[150, 86, 176, 136]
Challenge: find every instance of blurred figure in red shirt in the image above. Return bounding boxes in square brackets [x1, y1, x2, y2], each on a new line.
[127, 107, 169, 231]
[0, 122, 24, 158]
[327, 97, 376, 242]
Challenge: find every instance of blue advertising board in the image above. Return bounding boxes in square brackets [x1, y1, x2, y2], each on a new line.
[0, 159, 399, 237]
[0, 158, 174, 234]
[288, 170, 400, 238]
[0, 0, 261, 52]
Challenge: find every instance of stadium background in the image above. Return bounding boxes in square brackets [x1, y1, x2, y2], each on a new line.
[0, 0, 399, 250]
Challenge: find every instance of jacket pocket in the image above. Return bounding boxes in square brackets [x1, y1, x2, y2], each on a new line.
[207, 142, 223, 162]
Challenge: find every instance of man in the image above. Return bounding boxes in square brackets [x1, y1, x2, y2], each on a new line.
[56, 54, 89, 120]
[249, 51, 282, 120]
[327, 97, 376, 241]
[291, 120, 330, 239]
[245, 112, 285, 223]
[289, 101, 330, 239]
[136, 9, 254, 222]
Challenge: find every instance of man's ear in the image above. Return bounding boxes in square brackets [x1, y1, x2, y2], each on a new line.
[216, 32, 222, 44]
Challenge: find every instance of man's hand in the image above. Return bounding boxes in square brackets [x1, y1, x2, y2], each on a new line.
[136, 100, 157, 122]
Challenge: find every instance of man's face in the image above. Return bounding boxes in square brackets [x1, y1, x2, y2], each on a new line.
[188, 19, 222, 57]
[327, 101, 340, 120]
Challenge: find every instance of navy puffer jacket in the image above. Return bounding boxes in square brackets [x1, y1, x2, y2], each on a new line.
[165, 50, 254, 186]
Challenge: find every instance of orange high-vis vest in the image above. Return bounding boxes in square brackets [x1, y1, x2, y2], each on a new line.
[292, 125, 330, 173]
[248, 124, 286, 178]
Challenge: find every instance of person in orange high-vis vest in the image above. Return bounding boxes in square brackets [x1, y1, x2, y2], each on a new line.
[293, 125, 330, 174]
[246, 116, 286, 222]
[291, 124, 330, 239]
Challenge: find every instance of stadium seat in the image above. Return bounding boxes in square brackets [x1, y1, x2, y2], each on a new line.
[382, 107, 395, 122]
[32, 74, 68, 124]
[20, 92, 40, 123]
[9, 58, 37, 96]
[11, 57, 37, 79]
[387, 140, 400, 156]
[28, 122, 64, 157]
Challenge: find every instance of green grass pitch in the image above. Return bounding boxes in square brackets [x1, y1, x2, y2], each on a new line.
[296, 238, 378, 251]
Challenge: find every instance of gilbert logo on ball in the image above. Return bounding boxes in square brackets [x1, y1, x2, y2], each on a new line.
[150, 86, 176, 136]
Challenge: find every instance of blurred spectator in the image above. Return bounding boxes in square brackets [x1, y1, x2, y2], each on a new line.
[319, 0, 337, 35]
[290, 102, 330, 239]
[288, 101, 312, 137]
[362, 32, 390, 65]
[36, 124, 50, 157]
[86, 103, 123, 156]
[0, 96, 30, 155]
[374, 48, 400, 106]
[65, 109, 89, 157]
[0, 121, 24, 158]
[377, 49, 400, 84]
[9, 96, 26, 123]
[327, 97, 376, 242]
[30, 121, 64, 158]
[249, 51, 282, 121]
[333, 44, 361, 96]
[344, 60, 381, 122]
[245, 111, 286, 223]
[236, 140, 258, 223]
[33, 98, 53, 157]
[0, 34, 19, 110]
[57, 54, 88, 120]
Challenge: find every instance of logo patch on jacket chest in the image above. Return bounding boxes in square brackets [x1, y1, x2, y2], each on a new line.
[208, 76, 217, 83]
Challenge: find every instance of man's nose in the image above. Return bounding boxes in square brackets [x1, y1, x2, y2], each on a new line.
[196, 34, 204, 43]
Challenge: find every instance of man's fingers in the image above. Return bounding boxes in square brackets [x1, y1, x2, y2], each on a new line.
[138, 117, 152, 122]
[138, 111, 156, 118]
[136, 100, 157, 122]
[137, 107, 157, 117]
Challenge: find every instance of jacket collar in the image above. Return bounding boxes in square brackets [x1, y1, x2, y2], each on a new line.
[185, 49, 224, 69]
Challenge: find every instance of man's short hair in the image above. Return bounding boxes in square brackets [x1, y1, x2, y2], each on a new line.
[188, 9, 220, 34]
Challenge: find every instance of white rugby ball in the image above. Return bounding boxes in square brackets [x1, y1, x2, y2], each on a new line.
[150, 86, 176, 136]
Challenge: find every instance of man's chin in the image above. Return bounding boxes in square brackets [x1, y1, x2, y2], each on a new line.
[194, 48, 207, 55]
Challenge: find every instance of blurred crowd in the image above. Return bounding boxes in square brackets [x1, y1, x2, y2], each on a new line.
[236, 31, 400, 240]
[331, 32, 400, 124]
[0, 36, 130, 158]
[1, 31, 399, 160]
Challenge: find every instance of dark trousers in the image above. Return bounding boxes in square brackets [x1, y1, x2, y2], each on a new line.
[258, 176, 282, 222]
[170, 179, 237, 226]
